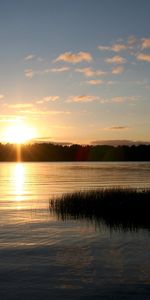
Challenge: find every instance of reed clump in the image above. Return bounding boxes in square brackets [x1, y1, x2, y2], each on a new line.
[50, 188, 150, 230]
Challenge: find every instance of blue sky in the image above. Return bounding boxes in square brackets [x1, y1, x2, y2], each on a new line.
[0, 0, 150, 144]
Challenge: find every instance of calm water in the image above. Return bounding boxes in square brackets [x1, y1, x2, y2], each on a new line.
[0, 162, 150, 299]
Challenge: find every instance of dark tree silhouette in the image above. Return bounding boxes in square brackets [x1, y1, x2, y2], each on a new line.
[0, 142, 150, 161]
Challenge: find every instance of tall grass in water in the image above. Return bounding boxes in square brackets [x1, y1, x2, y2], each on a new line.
[50, 188, 150, 231]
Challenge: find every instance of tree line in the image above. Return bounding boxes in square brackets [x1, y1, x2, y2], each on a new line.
[0, 143, 150, 161]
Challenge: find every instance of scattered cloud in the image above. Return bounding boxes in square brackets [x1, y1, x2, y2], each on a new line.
[24, 66, 70, 78]
[98, 36, 138, 55]
[111, 44, 127, 52]
[128, 36, 137, 46]
[86, 79, 103, 85]
[25, 54, 35, 61]
[105, 55, 127, 64]
[108, 126, 129, 130]
[136, 53, 150, 62]
[111, 95, 139, 103]
[55, 51, 93, 63]
[75, 67, 107, 77]
[98, 43, 127, 52]
[43, 96, 59, 102]
[141, 38, 150, 49]
[98, 45, 111, 51]
[66, 94, 138, 104]
[0, 94, 4, 100]
[25, 69, 35, 78]
[111, 66, 125, 74]
[51, 67, 70, 72]
[36, 96, 59, 104]
[67, 95, 99, 103]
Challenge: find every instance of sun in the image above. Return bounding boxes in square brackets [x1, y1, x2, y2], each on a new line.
[4, 122, 36, 144]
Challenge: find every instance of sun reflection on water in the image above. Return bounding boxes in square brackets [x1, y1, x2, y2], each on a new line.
[14, 163, 24, 205]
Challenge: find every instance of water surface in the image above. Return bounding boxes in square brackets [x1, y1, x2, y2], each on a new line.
[0, 162, 150, 299]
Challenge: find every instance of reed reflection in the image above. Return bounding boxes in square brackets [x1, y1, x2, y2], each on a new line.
[50, 189, 150, 231]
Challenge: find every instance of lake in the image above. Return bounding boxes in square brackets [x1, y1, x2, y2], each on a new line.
[0, 162, 150, 299]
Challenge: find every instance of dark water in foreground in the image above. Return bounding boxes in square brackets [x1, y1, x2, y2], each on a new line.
[0, 162, 150, 299]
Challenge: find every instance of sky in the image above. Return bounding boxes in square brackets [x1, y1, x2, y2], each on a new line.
[0, 0, 150, 144]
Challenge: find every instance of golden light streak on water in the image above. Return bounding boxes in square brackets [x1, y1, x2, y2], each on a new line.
[14, 163, 24, 206]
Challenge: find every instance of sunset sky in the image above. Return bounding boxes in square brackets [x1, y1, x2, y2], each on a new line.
[0, 0, 150, 144]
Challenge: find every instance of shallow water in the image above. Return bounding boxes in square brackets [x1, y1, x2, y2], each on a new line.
[0, 162, 150, 299]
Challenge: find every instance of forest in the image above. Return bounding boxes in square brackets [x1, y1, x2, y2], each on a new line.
[0, 143, 150, 161]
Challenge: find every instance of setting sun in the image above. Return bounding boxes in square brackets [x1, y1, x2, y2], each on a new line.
[4, 123, 36, 144]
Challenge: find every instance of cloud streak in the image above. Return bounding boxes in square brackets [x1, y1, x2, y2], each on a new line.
[25, 54, 35, 60]
[98, 43, 127, 52]
[36, 96, 59, 104]
[111, 95, 139, 103]
[50, 67, 70, 72]
[67, 95, 100, 103]
[75, 67, 107, 77]
[105, 55, 126, 64]
[136, 53, 150, 62]
[0, 94, 4, 100]
[86, 80, 103, 85]
[111, 66, 124, 74]
[55, 51, 93, 63]
[108, 126, 129, 130]
[141, 38, 150, 49]
[25, 69, 35, 78]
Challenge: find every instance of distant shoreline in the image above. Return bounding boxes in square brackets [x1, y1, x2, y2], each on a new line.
[0, 143, 150, 161]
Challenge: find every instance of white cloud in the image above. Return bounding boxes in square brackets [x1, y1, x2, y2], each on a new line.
[136, 53, 150, 62]
[98, 45, 111, 51]
[111, 44, 127, 52]
[0, 94, 4, 100]
[43, 96, 59, 102]
[141, 38, 150, 49]
[75, 67, 107, 77]
[51, 67, 70, 72]
[128, 36, 137, 46]
[86, 80, 103, 85]
[98, 43, 127, 52]
[36, 96, 59, 104]
[111, 66, 125, 74]
[55, 51, 93, 63]
[25, 66, 70, 78]
[25, 69, 35, 78]
[25, 54, 35, 60]
[111, 96, 139, 103]
[67, 95, 99, 103]
[105, 55, 126, 64]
